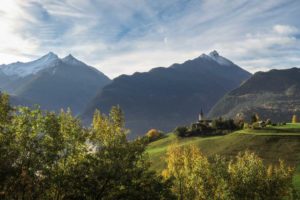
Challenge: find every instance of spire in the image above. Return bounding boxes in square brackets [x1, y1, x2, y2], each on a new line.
[199, 108, 204, 121]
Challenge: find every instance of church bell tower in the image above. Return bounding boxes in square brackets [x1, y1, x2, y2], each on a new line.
[198, 109, 204, 121]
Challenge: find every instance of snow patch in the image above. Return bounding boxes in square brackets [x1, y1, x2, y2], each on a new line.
[62, 54, 83, 66]
[208, 50, 233, 66]
[0, 52, 59, 77]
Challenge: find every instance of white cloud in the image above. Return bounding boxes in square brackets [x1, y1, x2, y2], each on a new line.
[0, 0, 299, 77]
[213, 24, 300, 73]
[273, 24, 299, 35]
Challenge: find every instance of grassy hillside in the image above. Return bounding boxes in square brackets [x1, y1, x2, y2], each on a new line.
[146, 123, 300, 191]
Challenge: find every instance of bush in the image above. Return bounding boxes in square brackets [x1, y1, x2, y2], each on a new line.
[174, 126, 188, 137]
[146, 129, 162, 142]
[243, 122, 250, 129]
[251, 122, 261, 129]
[212, 118, 238, 131]
[266, 119, 272, 125]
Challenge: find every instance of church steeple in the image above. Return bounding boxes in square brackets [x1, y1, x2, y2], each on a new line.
[199, 109, 204, 121]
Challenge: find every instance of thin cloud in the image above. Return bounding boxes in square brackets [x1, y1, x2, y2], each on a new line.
[0, 0, 299, 78]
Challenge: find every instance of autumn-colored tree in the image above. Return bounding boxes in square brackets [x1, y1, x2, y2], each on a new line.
[228, 151, 295, 200]
[163, 144, 230, 200]
[146, 129, 162, 141]
[163, 145, 296, 200]
[64, 107, 173, 199]
[292, 114, 298, 123]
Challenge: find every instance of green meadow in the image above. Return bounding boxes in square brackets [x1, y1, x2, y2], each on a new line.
[147, 123, 300, 192]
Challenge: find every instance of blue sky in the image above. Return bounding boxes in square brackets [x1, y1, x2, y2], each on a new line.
[0, 0, 300, 78]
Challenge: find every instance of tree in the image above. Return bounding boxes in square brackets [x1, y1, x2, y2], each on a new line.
[163, 145, 230, 200]
[228, 151, 295, 200]
[146, 129, 162, 141]
[174, 126, 188, 137]
[251, 113, 259, 124]
[0, 93, 12, 128]
[0, 98, 174, 199]
[63, 107, 173, 199]
[163, 145, 296, 200]
[292, 114, 298, 123]
[0, 93, 14, 198]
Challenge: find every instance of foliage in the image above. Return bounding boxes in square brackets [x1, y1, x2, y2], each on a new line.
[178, 118, 240, 138]
[174, 126, 188, 137]
[211, 118, 237, 130]
[243, 122, 250, 129]
[162, 145, 231, 199]
[146, 129, 162, 142]
[163, 145, 297, 200]
[251, 113, 260, 124]
[265, 119, 272, 125]
[0, 95, 173, 199]
[228, 151, 295, 200]
[1, 92, 298, 199]
[292, 114, 298, 124]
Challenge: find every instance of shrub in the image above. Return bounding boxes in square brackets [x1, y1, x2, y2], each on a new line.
[174, 126, 188, 137]
[266, 119, 272, 125]
[146, 129, 162, 141]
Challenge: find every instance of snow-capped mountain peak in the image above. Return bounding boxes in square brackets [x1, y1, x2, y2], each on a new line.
[1, 52, 60, 77]
[42, 52, 59, 60]
[209, 50, 219, 57]
[197, 51, 235, 67]
[208, 50, 233, 66]
[62, 54, 83, 66]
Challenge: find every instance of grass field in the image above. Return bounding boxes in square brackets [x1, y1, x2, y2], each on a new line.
[146, 123, 300, 192]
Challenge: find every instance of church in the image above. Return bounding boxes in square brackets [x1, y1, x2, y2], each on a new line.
[191, 109, 213, 129]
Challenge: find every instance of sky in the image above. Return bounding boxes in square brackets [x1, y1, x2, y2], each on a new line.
[0, 0, 300, 78]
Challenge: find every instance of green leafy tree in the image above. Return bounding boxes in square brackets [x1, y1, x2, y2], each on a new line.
[0, 93, 14, 197]
[64, 107, 173, 199]
[0, 96, 173, 199]
[174, 126, 188, 137]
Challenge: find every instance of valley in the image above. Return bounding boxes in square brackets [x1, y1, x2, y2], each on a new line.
[1, 1, 299, 198]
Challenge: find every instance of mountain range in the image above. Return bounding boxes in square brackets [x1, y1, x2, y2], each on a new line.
[5, 50, 286, 137]
[83, 51, 251, 137]
[209, 67, 300, 122]
[0, 52, 111, 114]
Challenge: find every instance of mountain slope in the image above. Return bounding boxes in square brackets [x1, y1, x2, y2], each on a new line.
[83, 51, 251, 137]
[209, 68, 300, 121]
[0, 53, 111, 114]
